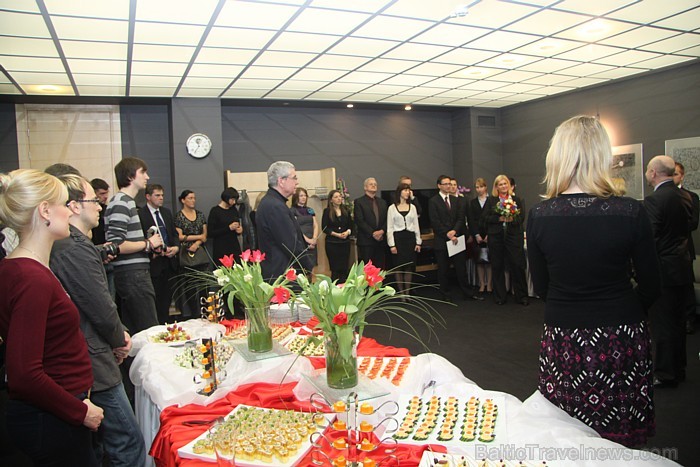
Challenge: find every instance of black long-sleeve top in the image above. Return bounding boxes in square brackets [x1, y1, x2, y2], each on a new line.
[527, 194, 661, 329]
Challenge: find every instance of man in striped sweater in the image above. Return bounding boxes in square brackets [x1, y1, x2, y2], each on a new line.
[105, 157, 163, 334]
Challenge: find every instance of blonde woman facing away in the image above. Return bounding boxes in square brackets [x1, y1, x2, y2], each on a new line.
[527, 115, 660, 446]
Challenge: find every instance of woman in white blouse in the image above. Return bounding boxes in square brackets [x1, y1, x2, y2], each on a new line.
[387, 183, 422, 298]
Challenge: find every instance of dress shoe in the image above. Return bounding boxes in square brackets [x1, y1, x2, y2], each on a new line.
[653, 377, 678, 389]
[465, 293, 485, 301]
[520, 298, 530, 306]
[442, 294, 454, 303]
[495, 300, 505, 306]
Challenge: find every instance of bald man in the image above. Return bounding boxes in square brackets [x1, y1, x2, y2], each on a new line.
[644, 155, 693, 388]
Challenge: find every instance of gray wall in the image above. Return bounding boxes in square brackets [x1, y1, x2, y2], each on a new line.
[221, 106, 453, 195]
[502, 60, 700, 209]
[0, 103, 18, 174]
[120, 104, 173, 210]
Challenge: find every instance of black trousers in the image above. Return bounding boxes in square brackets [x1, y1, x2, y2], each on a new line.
[434, 248, 471, 299]
[150, 268, 175, 325]
[325, 239, 351, 282]
[357, 242, 386, 270]
[649, 285, 687, 381]
[489, 230, 528, 303]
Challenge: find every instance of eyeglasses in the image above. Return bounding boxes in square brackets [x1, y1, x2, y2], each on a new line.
[67, 197, 100, 206]
[283, 175, 298, 181]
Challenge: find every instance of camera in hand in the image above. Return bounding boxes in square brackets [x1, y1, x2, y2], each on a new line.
[98, 243, 120, 261]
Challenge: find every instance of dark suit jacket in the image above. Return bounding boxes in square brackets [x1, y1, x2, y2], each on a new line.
[428, 193, 467, 251]
[353, 194, 388, 247]
[256, 188, 313, 279]
[138, 205, 180, 277]
[644, 180, 693, 286]
[482, 195, 526, 236]
[681, 186, 699, 257]
[468, 196, 489, 238]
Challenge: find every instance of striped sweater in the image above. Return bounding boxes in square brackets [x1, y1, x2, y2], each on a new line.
[105, 192, 150, 271]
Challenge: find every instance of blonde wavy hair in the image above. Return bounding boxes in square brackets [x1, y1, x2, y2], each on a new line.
[0, 169, 67, 236]
[543, 115, 620, 199]
[491, 174, 512, 197]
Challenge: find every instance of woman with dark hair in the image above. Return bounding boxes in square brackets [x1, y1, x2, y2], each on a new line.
[291, 187, 319, 270]
[527, 115, 660, 446]
[483, 175, 529, 306]
[0, 169, 103, 465]
[208, 187, 242, 265]
[387, 183, 421, 297]
[322, 189, 353, 282]
[174, 189, 208, 318]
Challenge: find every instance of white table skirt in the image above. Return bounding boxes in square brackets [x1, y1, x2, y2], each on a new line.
[131, 321, 678, 467]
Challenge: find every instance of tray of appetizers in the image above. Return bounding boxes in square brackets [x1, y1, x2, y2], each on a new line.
[419, 451, 549, 467]
[358, 356, 411, 386]
[178, 405, 335, 465]
[393, 395, 506, 447]
[148, 322, 191, 344]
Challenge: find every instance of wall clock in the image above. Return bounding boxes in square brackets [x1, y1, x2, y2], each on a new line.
[186, 133, 212, 159]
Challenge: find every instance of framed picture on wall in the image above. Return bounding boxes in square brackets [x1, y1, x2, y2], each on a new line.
[666, 136, 700, 194]
[612, 143, 644, 199]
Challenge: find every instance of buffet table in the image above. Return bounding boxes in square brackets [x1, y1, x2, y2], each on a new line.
[130, 318, 678, 467]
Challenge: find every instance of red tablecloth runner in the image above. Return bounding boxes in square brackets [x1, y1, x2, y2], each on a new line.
[150, 327, 435, 466]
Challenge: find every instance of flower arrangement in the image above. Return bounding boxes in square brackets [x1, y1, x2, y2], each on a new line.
[212, 249, 295, 352]
[290, 260, 442, 388]
[457, 185, 471, 197]
[494, 196, 521, 230]
[336, 177, 354, 217]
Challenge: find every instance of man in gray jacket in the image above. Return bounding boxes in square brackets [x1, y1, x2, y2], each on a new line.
[51, 174, 145, 466]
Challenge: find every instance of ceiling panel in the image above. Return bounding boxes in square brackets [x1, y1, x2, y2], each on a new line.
[1, 1, 697, 108]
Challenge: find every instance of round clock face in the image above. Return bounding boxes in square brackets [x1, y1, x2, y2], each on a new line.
[186, 133, 212, 159]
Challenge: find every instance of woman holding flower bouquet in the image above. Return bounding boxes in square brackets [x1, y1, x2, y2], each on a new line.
[483, 175, 529, 306]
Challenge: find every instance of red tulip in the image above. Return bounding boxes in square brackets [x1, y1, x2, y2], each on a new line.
[240, 249, 252, 262]
[271, 287, 291, 304]
[252, 250, 265, 263]
[219, 254, 235, 268]
[285, 268, 297, 281]
[332, 312, 348, 326]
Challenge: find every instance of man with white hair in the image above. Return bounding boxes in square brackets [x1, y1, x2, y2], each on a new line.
[644, 155, 693, 388]
[354, 177, 388, 269]
[256, 161, 313, 280]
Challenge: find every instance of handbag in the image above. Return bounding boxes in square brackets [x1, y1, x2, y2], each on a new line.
[477, 244, 490, 264]
[179, 245, 210, 268]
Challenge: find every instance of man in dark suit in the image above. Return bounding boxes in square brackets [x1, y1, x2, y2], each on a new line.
[354, 177, 388, 269]
[644, 155, 693, 388]
[674, 162, 699, 334]
[256, 161, 313, 280]
[429, 175, 482, 302]
[139, 184, 180, 324]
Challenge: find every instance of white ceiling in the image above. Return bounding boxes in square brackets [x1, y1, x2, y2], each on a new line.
[1, 0, 699, 108]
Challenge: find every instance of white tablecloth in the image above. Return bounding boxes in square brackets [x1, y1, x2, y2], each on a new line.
[130, 320, 678, 467]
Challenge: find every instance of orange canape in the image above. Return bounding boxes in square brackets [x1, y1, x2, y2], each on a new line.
[359, 402, 374, 414]
[332, 438, 347, 449]
[333, 401, 347, 413]
[359, 421, 373, 432]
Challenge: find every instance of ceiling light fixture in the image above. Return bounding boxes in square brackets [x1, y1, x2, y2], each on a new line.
[579, 19, 609, 37]
[535, 41, 560, 52]
[450, 0, 481, 18]
[37, 85, 60, 93]
[404, 105, 412, 111]
[496, 55, 523, 65]
[346, 104, 354, 109]
[462, 67, 487, 77]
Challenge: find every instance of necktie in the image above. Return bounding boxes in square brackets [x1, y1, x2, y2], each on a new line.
[371, 197, 379, 224]
[444, 196, 451, 210]
[154, 210, 169, 245]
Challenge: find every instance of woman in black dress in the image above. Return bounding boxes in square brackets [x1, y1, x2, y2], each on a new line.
[527, 115, 660, 446]
[469, 177, 492, 295]
[208, 187, 242, 265]
[174, 189, 208, 318]
[483, 175, 528, 306]
[387, 183, 421, 297]
[291, 187, 319, 271]
[322, 189, 353, 282]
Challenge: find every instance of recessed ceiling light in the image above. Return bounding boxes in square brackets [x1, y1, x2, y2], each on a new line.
[37, 85, 61, 93]
[404, 105, 412, 111]
[535, 41, 560, 52]
[496, 55, 523, 65]
[578, 19, 609, 37]
[461, 67, 488, 77]
[346, 103, 354, 108]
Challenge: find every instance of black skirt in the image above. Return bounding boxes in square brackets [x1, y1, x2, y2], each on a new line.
[392, 230, 417, 272]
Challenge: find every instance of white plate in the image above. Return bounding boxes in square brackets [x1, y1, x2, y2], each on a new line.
[178, 404, 335, 465]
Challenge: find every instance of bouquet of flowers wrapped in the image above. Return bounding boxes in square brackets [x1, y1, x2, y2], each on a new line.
[494, 196, 521, 230]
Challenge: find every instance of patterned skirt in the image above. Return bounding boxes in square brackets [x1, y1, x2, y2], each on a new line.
[538, 322, 655, 447]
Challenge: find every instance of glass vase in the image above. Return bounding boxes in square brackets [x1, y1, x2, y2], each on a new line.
[325, 333, 358, 389]
[245, 304, 272, 353]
